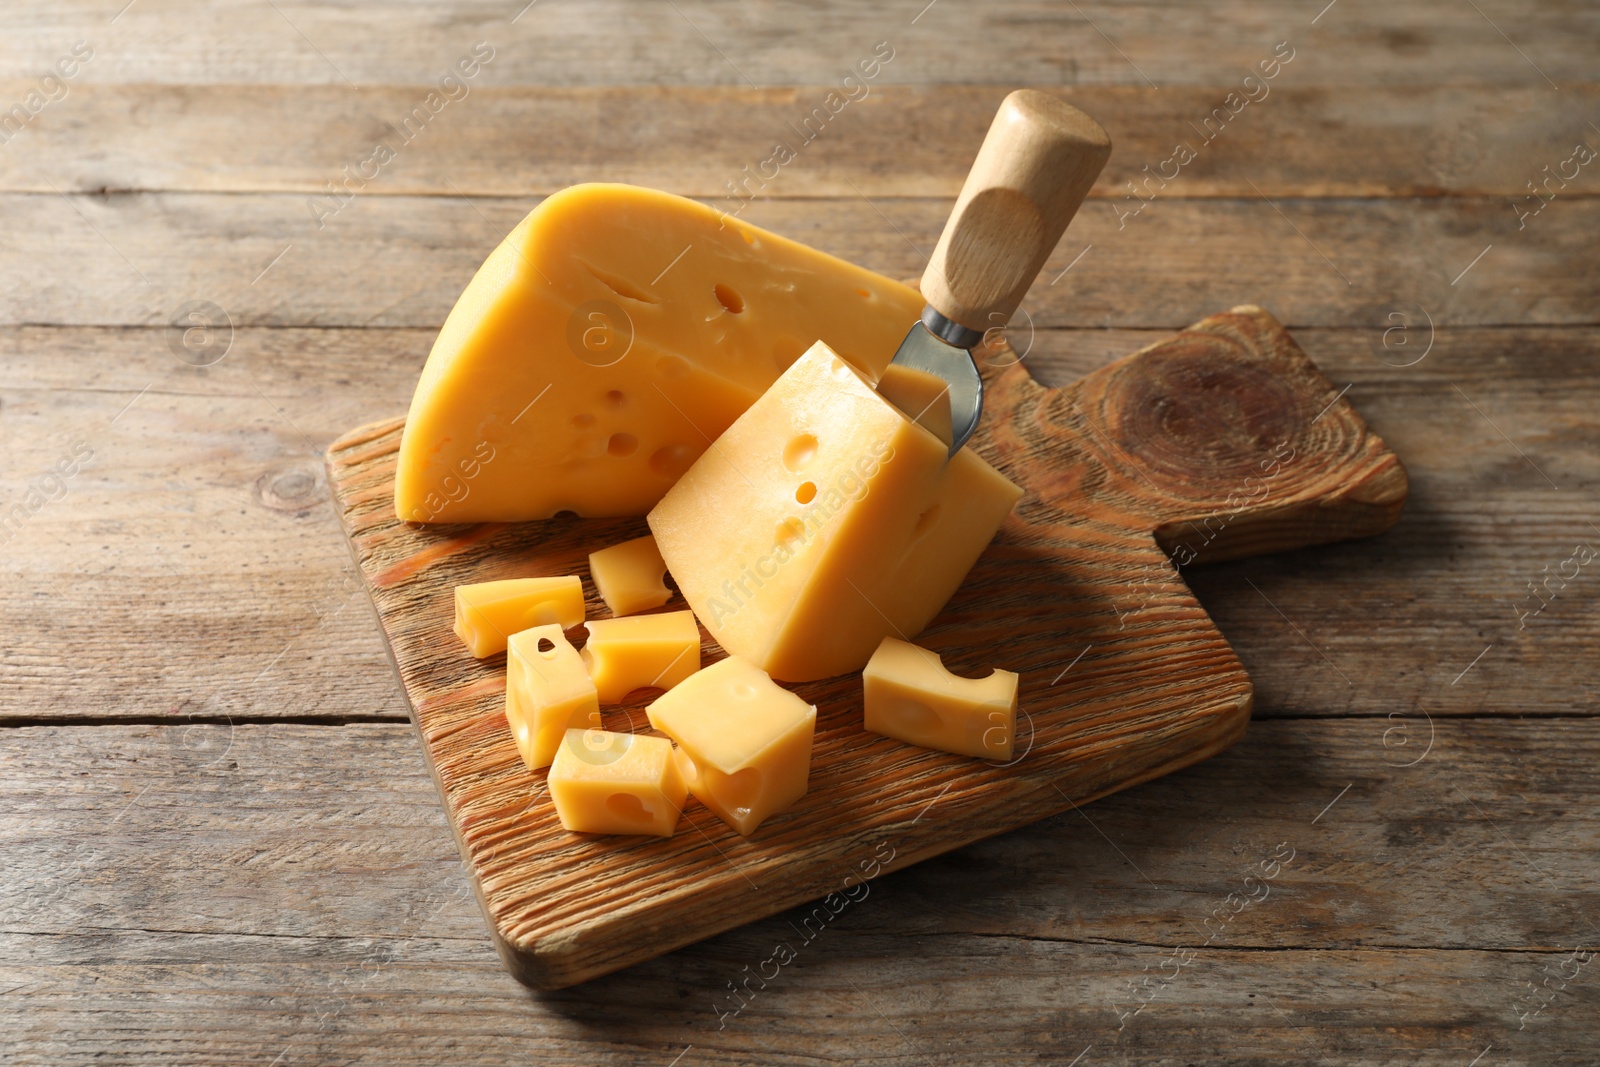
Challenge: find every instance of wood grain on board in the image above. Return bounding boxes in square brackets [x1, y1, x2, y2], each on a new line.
[325, 305, 1404, 987]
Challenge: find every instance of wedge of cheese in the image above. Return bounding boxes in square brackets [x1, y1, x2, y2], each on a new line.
[648, 341, 1023, 682]
[396, 183, 924, 522]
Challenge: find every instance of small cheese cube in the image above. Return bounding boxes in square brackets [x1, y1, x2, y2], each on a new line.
[454, 576, 584, 658]
[876, 362, 953, 447]
[862, 637, 1018, 760]
[646, 656, 816, 835]
[548, 729, 688, 837]
[506, 625, 601, 770]
[589, 534, 672, 616]
[581, 610, 701, 703]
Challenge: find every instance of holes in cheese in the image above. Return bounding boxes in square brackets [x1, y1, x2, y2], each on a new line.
[713, 283, 744, 315]
[505, 625, 601, 770]
[395, 183, 925, 522]
[580, 261, 659, 305]
[648, 443, 696, 479]
[453, 576, 584, 658]
[646, 656, 816, 836]
[783, 433, 818, 472]
[547, 729, 687, 837]
[580, 610, 701, 704]
[588, 534, 672, 617]
[862, 637, 1019, 761]
[647, 340, 1023, 682]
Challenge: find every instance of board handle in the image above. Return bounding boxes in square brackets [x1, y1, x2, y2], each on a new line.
[920, 90, 1111, 337]
[993, 305, 1410, 565]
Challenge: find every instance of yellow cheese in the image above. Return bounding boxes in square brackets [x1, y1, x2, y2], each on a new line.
[581, 610, 701, 703]
[453, 576, 585, 658]
[645, 656, 816, 835]
[862, 637, 1018, 760]
[589, 534, 671, 616]
[547, 729, 687, 837]
[395, 183, 925, 522]
[647, 341, 1023, 682]
[876, 363, 954, 447]
[506, 625, 600, 770]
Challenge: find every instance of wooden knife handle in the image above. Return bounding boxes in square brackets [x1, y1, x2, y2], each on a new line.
[920, 90, 1111, 336]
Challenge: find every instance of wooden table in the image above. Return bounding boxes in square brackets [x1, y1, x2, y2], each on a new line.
[4, 2, 1596, 1063]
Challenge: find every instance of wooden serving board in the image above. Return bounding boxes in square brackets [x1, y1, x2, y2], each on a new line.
[325, 304, 1406, 990]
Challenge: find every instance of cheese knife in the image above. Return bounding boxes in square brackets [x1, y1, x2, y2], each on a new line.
[879, 90, 1111, 455]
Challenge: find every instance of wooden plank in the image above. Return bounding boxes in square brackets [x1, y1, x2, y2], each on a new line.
[2, 0, 1595, 86]
[6, 83, 1597, 199]
[324, 306, 1408, 987]
[0, 724, 476, 941]
[3, 322, 1598, 724]
[4, 719, 1599, 1063]
[10, 933, 1587, 1066]
[0, 378, 410, 725]
[1, 193, 1596, 330]
[5, 935, 1588, 1066]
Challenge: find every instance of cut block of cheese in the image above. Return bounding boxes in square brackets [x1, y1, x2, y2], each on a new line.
[395, 183, 925, 522]
[645, 656, 816, 835]
[581, 610, 701, 703]
[647, 341, 1023, 682]
[547, 729, 687, 837]
[589, 534, 671, 616]
[454, 576, 585, 658]
[876, 363, 954, 447]
[863, 637, 1018, 760]
[506, 625, 601, 770]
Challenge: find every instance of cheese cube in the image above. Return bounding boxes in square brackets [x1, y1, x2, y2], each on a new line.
[876, 362, 954, 447]
[648, 341, 1022, 682]
[645, 656, 816, 835]
[454, 576, 584, 658]
[506, 624, 601, 770]
[863, 637, 1018, 760]
[581, 610, 700, 703]
[547, 729, 688, 837]
[395, 183, 926, 522]
[589, 534, 672, 616]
